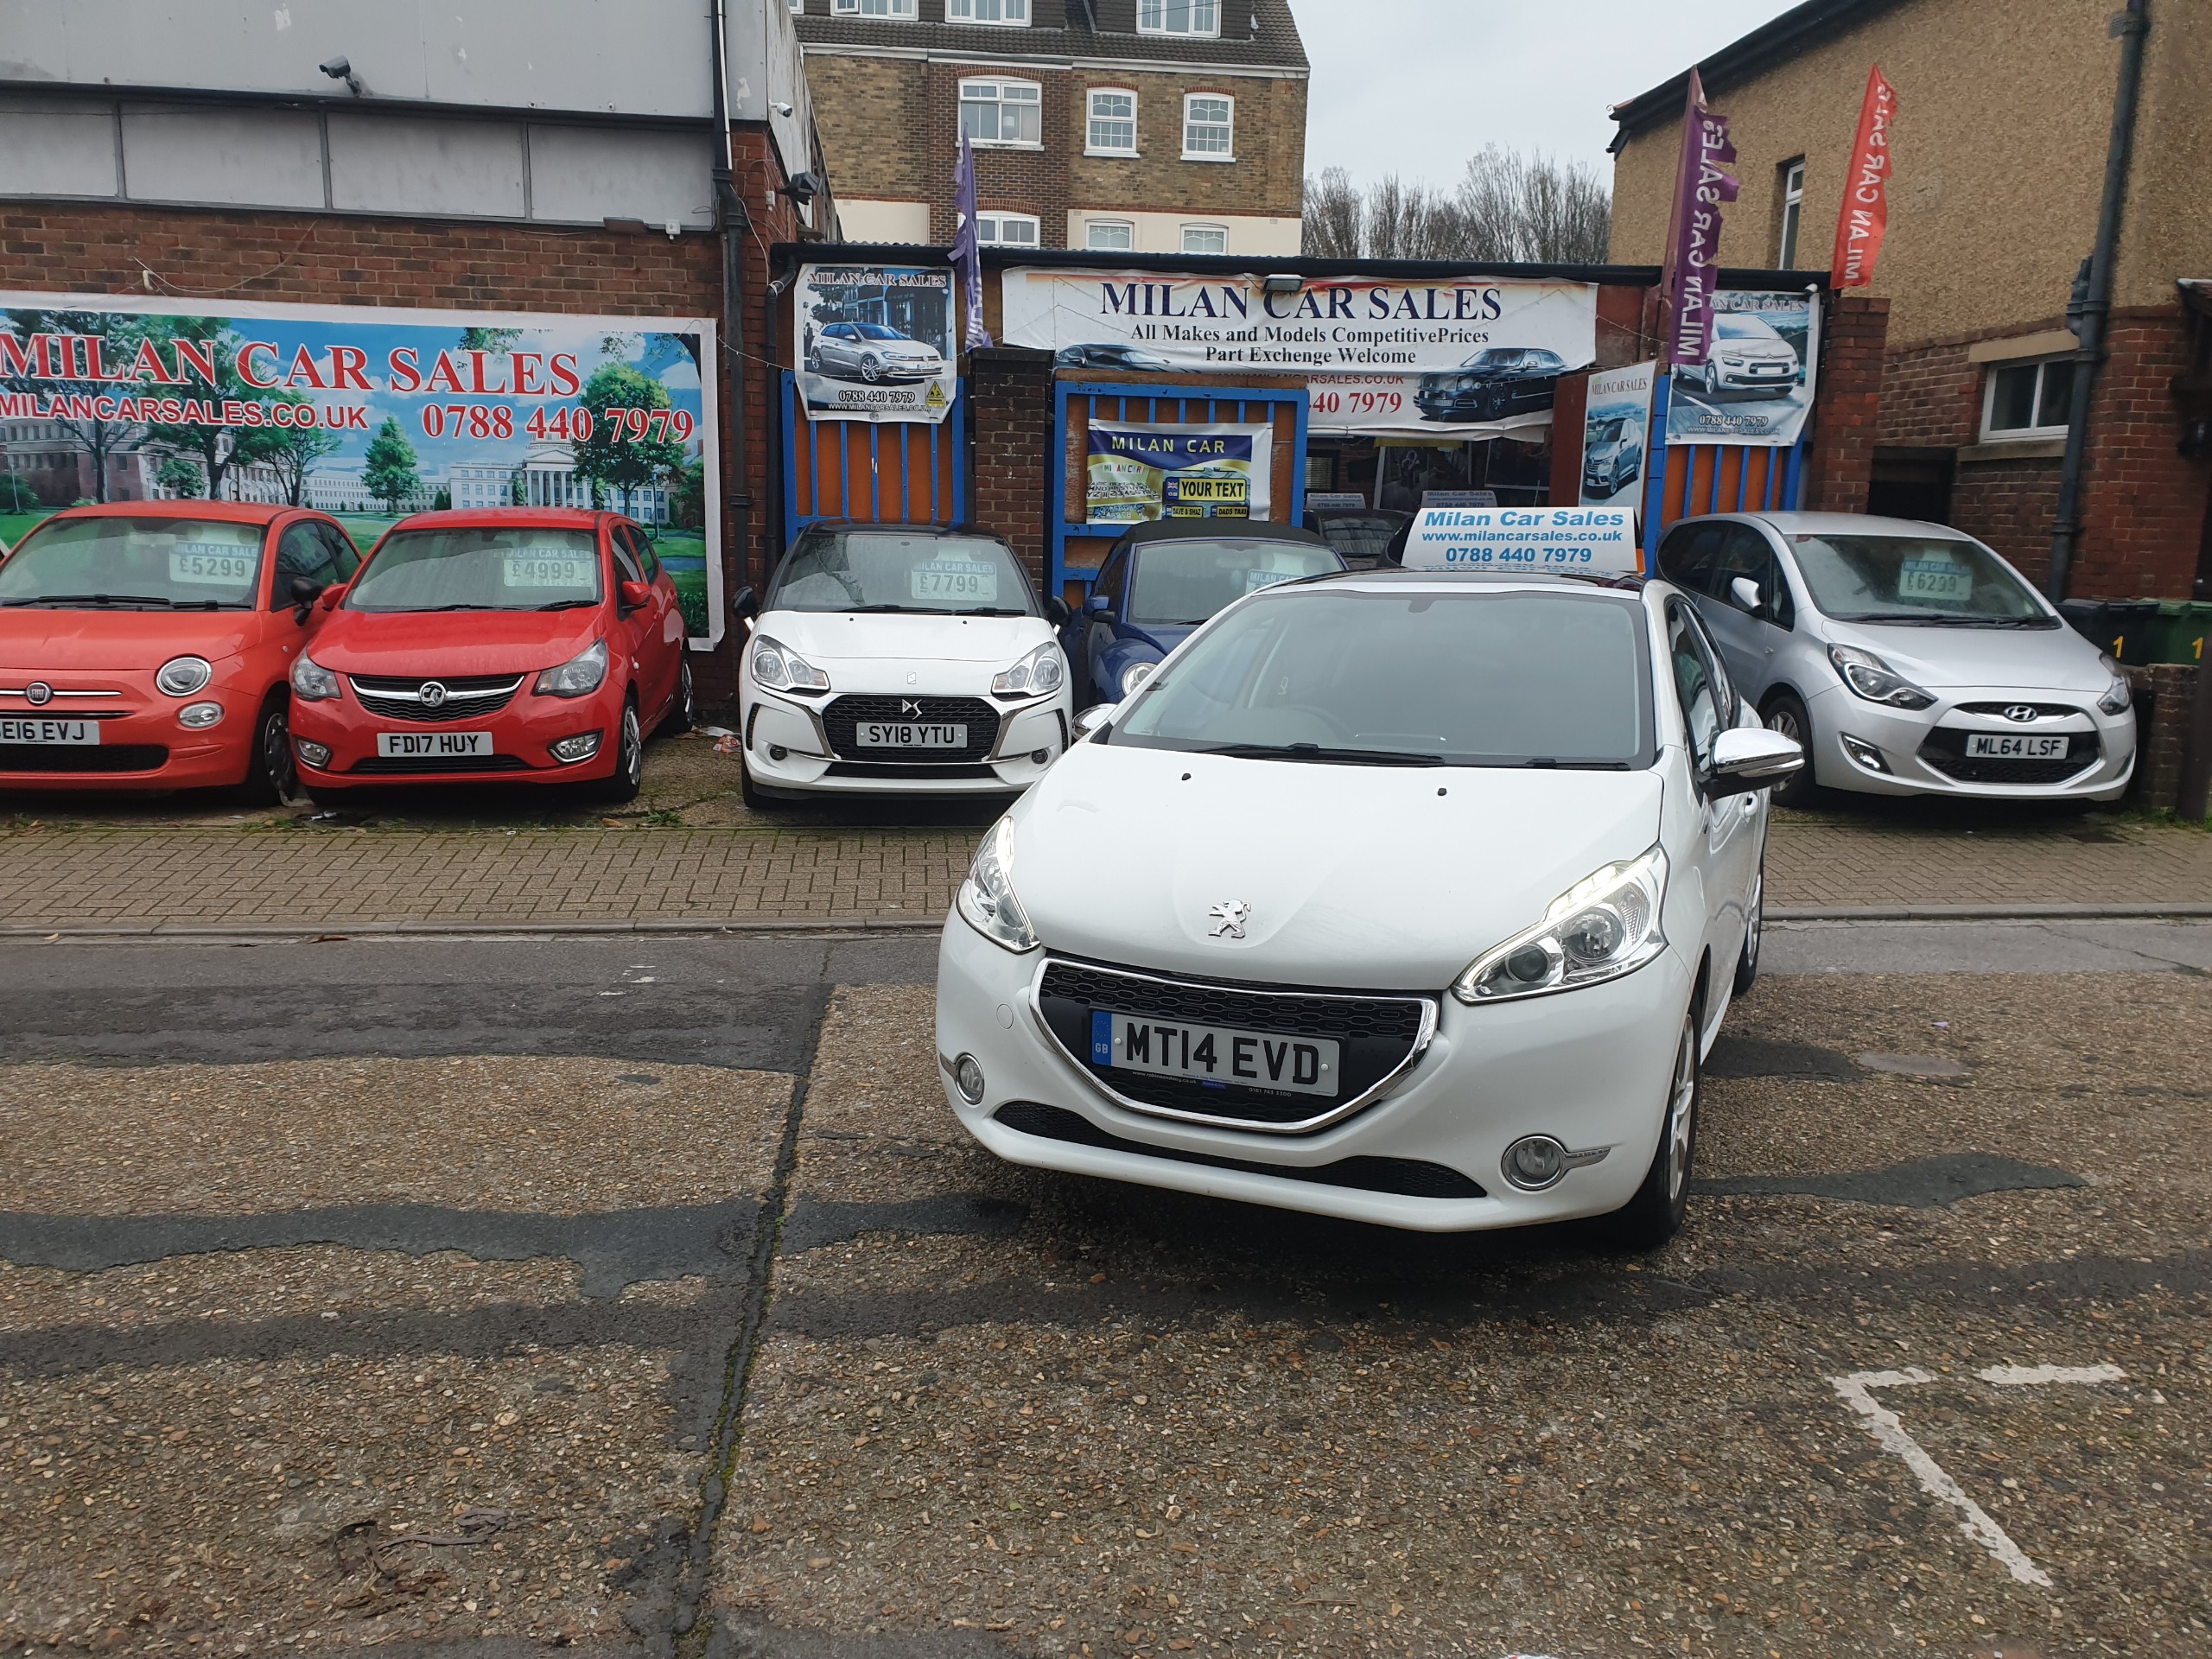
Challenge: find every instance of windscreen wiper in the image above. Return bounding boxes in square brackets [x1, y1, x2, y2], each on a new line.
[535, 599, 597, 611]
[1200, 742, 1445, 766]
[3, 593, 201, 608]
[950, 607, 1027, 617]
[845, 603, 917, 613]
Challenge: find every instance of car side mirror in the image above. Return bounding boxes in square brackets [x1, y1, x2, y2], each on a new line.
[1071, 702, 1119, 741]
[1084, 593, 1112, 614]
[1043, 595, 1071, 626]
[730, 584, 757, 620]
[315, 582, 348, 612]
[1707, 726, 1802, 798]
[289, 575, 327, 622]
[617, 579, 652, 612]
[1729, 575, 1763, 614]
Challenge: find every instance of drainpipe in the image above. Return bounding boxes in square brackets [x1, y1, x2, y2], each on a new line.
[709, 0, 755, 608]
[2046, 0, 2150, 602]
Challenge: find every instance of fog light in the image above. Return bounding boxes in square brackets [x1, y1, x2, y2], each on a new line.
[550, 730, 604, 764]
[769, 744, 789, 761]
[293, 738, 332, 769]
[177, 701, 225, 729]
[953, 1052, 987, 1105]
[1840, 734, 1891, 773]
[1031, 748, 1049, 764]
[1503, 1135, 1567, 1191]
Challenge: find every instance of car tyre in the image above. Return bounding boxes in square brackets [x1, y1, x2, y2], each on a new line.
[1605, 1001, 1700, 1251]
[594, 700, 644, 804]
[1761, 691, 1821, 809]
[859, 354, 883, 385]
[658, 657, 695, 735]
[739, 753, 779, 811]
[1732, 857, 1764, 997]
[1703, 361, 1721, 396]
[236, 696, 299, 807]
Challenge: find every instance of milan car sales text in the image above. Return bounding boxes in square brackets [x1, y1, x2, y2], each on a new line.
[0, 332, 588, 397]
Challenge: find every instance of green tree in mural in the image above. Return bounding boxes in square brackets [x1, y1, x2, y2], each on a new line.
[362, 418, 421, 512]
[572, 363, 683, 514]
[137, 317, 287, 500]
[155, 455, 205, 498]
[669, 458, 706, 531]
[0, 474, 41, 512]
[0, 308, 158, 503]
[262, 391, 344, 507]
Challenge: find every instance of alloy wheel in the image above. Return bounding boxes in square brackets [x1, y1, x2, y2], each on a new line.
[620, 706, 643, 788]
[1664, 1014, 1698, 1203]
[1766, 705, 1803, 746]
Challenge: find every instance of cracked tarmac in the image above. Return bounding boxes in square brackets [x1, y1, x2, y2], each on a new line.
[0, 931, 2206, 1658]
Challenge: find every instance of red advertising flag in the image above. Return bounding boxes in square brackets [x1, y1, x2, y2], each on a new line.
[1831, 65, 1899, 289]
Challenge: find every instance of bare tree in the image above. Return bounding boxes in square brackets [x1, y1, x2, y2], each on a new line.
[1363, 175, 1468, 261]
[1301, 167, 1362, 259]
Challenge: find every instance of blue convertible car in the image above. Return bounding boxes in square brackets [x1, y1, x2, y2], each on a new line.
[1060, 518, 1345, 704]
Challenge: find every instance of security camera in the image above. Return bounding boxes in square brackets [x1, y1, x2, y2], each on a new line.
[318, 54, 365, 96]
[772, 100, 794, 117]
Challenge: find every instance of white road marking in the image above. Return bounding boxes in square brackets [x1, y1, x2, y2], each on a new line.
[1831, 1362, 2128, 1589]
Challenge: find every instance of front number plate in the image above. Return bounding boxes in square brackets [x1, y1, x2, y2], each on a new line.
[1966, 734, 2069, 760]
[858, 721, 966, 748]
[0, 717, 100, 745]
[377, 731, 493, 759]
[1091, 1011, 1339, 1098]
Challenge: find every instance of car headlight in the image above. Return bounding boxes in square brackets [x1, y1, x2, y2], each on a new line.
[156, 655, 213, 697]
[534, 638, 609, 698]
[1452, 846, 1668, 1005]
[1828, 644, 1936, 710]
[992, 641, 1065, 696]
[2096, 653, 2132, 716]
[956, 816, 1039, 954]
[289, 652, 340, 702]
[1117, 658, 1160, 698]
[750, 634, 830, 692]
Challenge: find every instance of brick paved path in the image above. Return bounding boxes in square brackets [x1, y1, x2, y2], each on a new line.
[0, 814, 2204, 931]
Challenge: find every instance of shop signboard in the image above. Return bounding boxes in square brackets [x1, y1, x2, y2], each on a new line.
[0, 292, 722, 643]
[1664, 291, 1819, 448]
[794, 264, 957, 425]
[1580, 361, 1656, 508]
[1398, 505, 1638, 576]
[1085, 422, 1273, 526]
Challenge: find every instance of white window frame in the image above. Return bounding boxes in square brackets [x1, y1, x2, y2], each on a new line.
[1182, 92, 1234, 162]
[960, 77, 1044, 149]
[1180, 223, 1228, 254]
[1085, 218, 1135, 251]
[1981, 354, 2079, 442]
[830, 0, 917, 14]
[1086, 87, 1138, 156]
[1777, 157, 1806, 269]
[946, 0, 1030, 23]
[1139, 0, 1219, 36]
[976, 211, 1041, 249]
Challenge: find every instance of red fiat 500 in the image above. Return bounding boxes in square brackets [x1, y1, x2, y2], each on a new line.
[288, 509, 690, 803]
[0, 500, 359, 799]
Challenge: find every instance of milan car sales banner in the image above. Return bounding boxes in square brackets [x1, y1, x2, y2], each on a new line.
[1664, 290, 1821, 448]
[1085, 423, 1273, 526]
[793, 264, 958, 425]
[0, 293, 723, 645]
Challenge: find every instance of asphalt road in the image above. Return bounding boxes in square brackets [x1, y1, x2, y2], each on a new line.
[2, 928, 2208, 1659]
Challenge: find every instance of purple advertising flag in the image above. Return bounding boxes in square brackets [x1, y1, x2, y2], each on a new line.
[951, 131, 994, 352]
[1659, 68, 1739, 373]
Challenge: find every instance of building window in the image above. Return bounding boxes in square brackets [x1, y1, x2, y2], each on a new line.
[1181, 223, 1227, 254]
[1983, 355, 2078, 440]
[976, 212, 1040, 248]
[1086, 219, 1135, 251]
[1183, 93, 1233, 160]
[831, 0, 917, 14]
[961, 79, 1042, 147]
[1777, 157, 1806, 268]
[1139, 0, 1218, 35]
[1087, 89, 1137, 156]
[947, 0, 1029, 22]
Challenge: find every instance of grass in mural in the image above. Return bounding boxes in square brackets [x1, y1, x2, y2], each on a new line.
[653, 531, 710, 638]
[0, 512, 45, 550]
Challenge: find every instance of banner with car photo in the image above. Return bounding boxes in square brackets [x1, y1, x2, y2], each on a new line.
[794, 264, 957, 425]
[1084, 423, 1273, 526]
[1665, 290, 1820, 448]
[1580, 361, 1657, 508]
[0, 292, 722, 644]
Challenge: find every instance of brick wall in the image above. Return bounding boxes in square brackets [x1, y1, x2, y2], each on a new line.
[2135, 663, 2194, 810]
[1952, 457, 2064, 587]
[1801, 295, 1889, 515]
[2073, 313, 2209, 599]
[1, 130, 804, 705]
[967, 349, 1055, 585]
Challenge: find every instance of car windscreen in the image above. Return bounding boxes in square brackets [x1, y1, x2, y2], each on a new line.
[1588, 418, 1627, 443]
[1109, 588, 1653, 768]
[854, 325, 906, 341]
[1128, 539, 1341, 626]
[0, 515, 264, 609]
[1717, 315, 1783, 341]
[346, 526, 603, 613]
[1789, 533, 2056, 626]
[768, 532, 1034, 616]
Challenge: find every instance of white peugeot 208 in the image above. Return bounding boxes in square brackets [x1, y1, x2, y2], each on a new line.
[935, 567, 1802, 1248]
[737, 524, 1075, 805]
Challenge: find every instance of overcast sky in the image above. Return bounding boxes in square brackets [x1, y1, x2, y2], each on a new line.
[1288, 1, 1806, 189]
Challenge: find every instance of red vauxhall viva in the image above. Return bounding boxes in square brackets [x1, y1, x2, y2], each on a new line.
[0, 500, 360, 799]
[288, 510, 691, 802]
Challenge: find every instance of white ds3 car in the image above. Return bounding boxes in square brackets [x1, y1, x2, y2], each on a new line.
[936, 566, 1804, 1248]
[737, 524, 1075, 804]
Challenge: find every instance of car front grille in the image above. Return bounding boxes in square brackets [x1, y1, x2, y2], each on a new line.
[993, 1102, 1485, 1198]
[824, 760, 1002, 781]
[1951, 702, 2086, 721]
[1918, 727, 2101, 785]
[0, 743, 168, 773]
[1035, 957, 1434, 1133]
[349, 674, 525, 723]
[823, 695, 1001, 764]
[346, 753, 533, 775]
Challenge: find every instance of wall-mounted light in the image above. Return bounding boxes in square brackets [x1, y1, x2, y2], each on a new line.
[1262, 274, 1303, 296]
